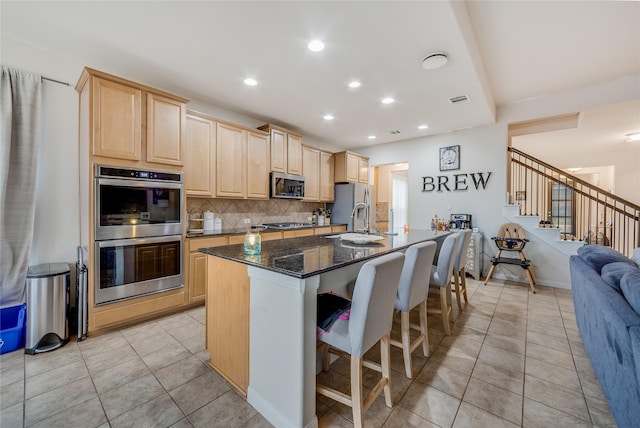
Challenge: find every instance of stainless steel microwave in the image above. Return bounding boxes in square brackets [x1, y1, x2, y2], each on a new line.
[270, 172, 305, 199]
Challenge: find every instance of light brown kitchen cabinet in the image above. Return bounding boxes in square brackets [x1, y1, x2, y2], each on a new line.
[334, 151, 369, 184]
[91, 76, 142, 161]
[268, 127, 287, 173]
[76, 67, 189, 335]
[216, 122, 246, 198]
[216, 122, 270, 199]
[259, 124, 303, 175]
[358, 156, 369, 183]
[302, 146, 320, 201]
[287, 133, 303, 175]
[246, 131, 270, 199]
[320, 151, 335, 202]
[78, 67, 188, 169]
[185, 111, 216, 197]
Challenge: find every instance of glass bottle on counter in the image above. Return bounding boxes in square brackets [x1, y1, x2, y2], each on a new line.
[243, 230, 261, 255]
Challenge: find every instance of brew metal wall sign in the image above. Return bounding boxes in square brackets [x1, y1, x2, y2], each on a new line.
[423, 145, 492, 192]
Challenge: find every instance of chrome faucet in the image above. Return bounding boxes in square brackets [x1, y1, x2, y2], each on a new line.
[351, 202, 369, 233]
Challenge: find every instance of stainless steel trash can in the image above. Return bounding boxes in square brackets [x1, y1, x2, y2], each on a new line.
[25, 263, 70, 354]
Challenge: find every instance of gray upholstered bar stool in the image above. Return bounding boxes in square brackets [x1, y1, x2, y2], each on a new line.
[317, 252, 405, 428]
[428, 233, 460, 335]
[389, 241, 437, 378]
[452, 229, 473, 312]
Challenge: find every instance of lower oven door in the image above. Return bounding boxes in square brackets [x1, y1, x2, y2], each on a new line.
[95, 235, 183, 305]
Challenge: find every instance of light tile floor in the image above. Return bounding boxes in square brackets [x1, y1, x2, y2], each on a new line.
[0, 278, 616, 427]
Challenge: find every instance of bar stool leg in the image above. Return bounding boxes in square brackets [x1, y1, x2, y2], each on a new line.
[380, 334, 393, 407]
[400, 311, 412, 378]
[419, 299, 429, 357]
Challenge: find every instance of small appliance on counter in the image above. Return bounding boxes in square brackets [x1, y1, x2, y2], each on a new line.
[449, 213, 472, 229]
[204, 211, 215, 231]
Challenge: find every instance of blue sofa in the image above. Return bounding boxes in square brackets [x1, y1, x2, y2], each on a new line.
[570, 245, 640, 428]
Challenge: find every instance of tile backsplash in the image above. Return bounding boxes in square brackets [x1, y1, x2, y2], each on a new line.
[187, 198, 324, 229]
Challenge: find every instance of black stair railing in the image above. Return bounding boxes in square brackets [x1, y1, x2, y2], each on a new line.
[508, 147, 640, 257]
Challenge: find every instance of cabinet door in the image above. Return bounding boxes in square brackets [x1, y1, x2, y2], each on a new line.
[302, 146, 320, 201]
[358, 157, 369, 183]
[92, 77, 142, 160]
[269, 128, 287, 172]
[216, 123, 246, 198]
[189, 252, 207, 303]
[320, 151, 335, 202]
[246, 131, 270, 199]
[185, 114, 216, 196]
[147, 93, 186, 166]
[287, 133, 303, 175]
[346, 153, 359, 182]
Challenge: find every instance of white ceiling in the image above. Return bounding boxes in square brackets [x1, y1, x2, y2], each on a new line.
[2, 1, 639, 150]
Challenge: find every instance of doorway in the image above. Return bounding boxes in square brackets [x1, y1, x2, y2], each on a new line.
[373, 163, 409, 233]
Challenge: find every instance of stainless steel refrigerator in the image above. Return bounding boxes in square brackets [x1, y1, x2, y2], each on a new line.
[332, 183, 376, 232]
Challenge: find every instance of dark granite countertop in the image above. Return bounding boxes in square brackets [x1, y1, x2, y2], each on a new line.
[198, 230, 450, 278]
[186, 224, 346, 239]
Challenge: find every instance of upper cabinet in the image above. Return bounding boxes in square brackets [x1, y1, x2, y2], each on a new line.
[302, 146, 335, 202]
[286, 133, 303, 175]
[246, 130, 270, 199]
[258, 124, 303, 175]
[216, 121, 270, 200]
[334, 151, 369, 184]
[319, 151, 335, 202]
[216, 122, 246, 198]
[146, 93, 186, 166]
[76, 67, 188, 169]
[185, 111, 216, 197]
[302, 146, 320, 201]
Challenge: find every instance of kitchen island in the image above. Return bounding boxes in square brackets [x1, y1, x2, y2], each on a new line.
[199, 230, 449, 428]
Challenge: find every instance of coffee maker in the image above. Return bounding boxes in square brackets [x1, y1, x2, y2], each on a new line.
[449, 214, 472, 230]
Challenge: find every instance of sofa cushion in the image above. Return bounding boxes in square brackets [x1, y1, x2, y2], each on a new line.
[621, 269, 640, 314]
[577, 245, 635, 273]
[632, 247, 640, 268]
[601, 262, 640, 293]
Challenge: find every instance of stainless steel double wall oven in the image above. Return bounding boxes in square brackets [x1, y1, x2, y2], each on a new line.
[94, 165, 184, 305]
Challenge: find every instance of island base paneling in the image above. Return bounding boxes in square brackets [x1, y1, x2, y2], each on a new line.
[206, 256, 250, 396]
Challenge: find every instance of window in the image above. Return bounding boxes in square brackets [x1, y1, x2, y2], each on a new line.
[549, 182, 574, 236]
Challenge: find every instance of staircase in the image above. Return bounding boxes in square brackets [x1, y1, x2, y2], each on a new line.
[489, 148, 639, 288]
[508, 147, 639, 258]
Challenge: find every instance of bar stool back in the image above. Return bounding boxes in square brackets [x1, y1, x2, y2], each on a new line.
[390, 241, 437, 378]
[317, 252, 405, 428]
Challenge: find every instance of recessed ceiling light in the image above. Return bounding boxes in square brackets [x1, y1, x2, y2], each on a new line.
[348, 81, 361, 88]
[243, 78, 257, 86]
[381, 97, 395, 104]
[307, 40, 325, 52]
[323, 114, 334, 121]
[625, 132, 640, 142]
[418, 124, 428, 130]
[368, 135, 376, 140]
[422, 52, 448, 70]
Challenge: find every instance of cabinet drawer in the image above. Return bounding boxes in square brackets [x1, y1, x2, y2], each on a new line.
[188, 236, 228, 252]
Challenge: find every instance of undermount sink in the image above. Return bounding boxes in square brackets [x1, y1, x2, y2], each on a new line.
[338, 233, 385, 244]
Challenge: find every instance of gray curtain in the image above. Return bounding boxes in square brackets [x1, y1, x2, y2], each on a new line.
[0, 66, 42, 307]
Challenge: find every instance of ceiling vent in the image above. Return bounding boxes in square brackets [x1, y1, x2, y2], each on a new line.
[389, 130, 401, 134]
[449, 94, 470, 104]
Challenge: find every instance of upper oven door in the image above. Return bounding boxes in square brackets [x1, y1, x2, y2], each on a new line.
[96, 177, 183, 240]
